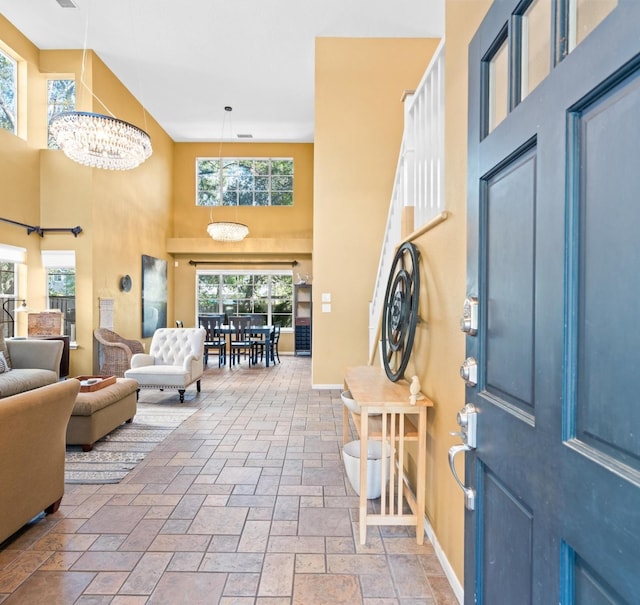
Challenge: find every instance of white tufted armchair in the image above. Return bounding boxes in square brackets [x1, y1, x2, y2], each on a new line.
[124, 328, 206, 403]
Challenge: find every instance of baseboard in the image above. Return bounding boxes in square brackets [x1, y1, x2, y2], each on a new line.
[423, 515, 464, 604]
[311, 383, 343, 390]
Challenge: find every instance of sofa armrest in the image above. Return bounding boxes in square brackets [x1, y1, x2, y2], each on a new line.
[6, 340, 63, 376]
[0, 379, 80, 544]
[185, 353, 204, 379]
[130, 353, 155, 368]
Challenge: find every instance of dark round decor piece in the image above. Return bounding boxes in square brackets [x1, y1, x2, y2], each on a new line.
[381, 242, 420, 382]
[119, 274, 132, 292]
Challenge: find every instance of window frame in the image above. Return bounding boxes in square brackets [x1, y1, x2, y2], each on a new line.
[196, 157, 294, 207]
[47, 77, 76, 149]
[196, 270, 294, 329]
[0, 46, 17, 135]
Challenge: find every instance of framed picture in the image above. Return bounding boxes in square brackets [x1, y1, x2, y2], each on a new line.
[141, 255, 167, 338]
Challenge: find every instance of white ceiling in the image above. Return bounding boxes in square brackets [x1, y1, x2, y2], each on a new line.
[0, 0, 443, 142]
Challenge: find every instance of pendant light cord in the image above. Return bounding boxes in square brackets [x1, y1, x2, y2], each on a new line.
[79, 0, 115, 118]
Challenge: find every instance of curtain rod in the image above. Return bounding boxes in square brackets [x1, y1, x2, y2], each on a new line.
[0, 216, 83, 238]
[189, 260, 298, 267]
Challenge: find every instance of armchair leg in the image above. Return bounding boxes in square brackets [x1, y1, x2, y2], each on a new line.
[196, 380, 201, 392]
[179, 389, 185, 403]
[136, 389, 140, 401]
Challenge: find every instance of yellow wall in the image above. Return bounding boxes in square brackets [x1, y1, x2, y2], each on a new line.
[170, 141, 314, 353]
[0, 15, 175, 376]
[313, 37, 440, 385]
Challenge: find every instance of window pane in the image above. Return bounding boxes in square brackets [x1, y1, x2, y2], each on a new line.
[196, 158, 294, 206]
[521, 0, 551, 100]
[0, 262, 15, 295]
[489, 39, 509, 133]
[569, 0, 617, 52]
[47, 267, 76, 337]
[197, 271, 293, 328]
[47, 79, 75, 149]
[0, 49, 17, 134]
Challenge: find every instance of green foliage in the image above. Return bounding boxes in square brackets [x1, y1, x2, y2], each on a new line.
[197, 272, 293, 326]
[47, 268, 75, 296]
[0, 262, 15, 296]
[0, 50, 16, 134]
[47, 79, 76, 149]
[196, 158, 294, 207]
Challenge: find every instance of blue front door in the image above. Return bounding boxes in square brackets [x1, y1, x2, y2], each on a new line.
[465, 1, 640, 602]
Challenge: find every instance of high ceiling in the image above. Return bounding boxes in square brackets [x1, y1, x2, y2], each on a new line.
[0, 0, 443, 142]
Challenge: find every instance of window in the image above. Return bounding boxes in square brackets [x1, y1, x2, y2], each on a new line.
[43, 251, 76, 342]
[0, 261, 17, 338]
[486, 31, 509, 135]
[196, 271, 293, 328]
[0, 48, 17, 134]
[196, 158, 294, 207]
[47, 78, 75, 149]
[520, 0, 551, 101]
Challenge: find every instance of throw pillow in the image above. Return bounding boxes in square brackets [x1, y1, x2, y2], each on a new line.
[0, 331, 10, 368]
[0, 351, 10, 373]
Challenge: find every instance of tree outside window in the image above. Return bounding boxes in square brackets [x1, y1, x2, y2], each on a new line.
[196, 158, 294, 207]
[47, 267, 76, 338]
[196, 272, 293, 328]
[47, 79, 75, 149]
[0, 49, 17, 134]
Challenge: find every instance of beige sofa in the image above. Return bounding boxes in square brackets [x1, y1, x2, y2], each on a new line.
[0, 336, 63, 398]
[0, 379, 80, 545]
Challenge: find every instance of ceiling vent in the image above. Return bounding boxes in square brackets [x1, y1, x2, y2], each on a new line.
[56, 0, 78, 8]
[237, 134, 253, 139]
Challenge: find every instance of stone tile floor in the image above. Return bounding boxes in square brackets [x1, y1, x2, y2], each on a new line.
[0, 356, 459, 604]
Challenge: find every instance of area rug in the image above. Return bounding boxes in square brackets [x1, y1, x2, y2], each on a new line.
[64, 403, 198, 484]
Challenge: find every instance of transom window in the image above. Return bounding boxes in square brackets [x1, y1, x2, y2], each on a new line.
[47, 79, 76, 149]
[0, 48, 17, 135]
[196, 158, 294, 207]
[482, 0, 617, 137]
[196, 271, 293, 328]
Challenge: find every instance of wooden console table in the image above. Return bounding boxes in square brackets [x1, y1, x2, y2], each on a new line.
[343, 366, 433, 545]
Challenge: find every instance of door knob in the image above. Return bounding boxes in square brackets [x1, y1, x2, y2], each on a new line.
[460, 357, 478, 386]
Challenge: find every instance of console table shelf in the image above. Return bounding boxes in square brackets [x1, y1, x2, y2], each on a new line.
[343, 366, 433, 545]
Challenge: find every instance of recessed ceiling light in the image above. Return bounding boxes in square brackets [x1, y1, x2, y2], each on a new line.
[56, 0, 78, 8]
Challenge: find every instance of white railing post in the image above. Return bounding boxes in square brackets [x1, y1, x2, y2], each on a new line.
[369, 41, 446, 362]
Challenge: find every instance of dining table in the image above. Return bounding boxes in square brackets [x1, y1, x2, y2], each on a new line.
[217, 324, 275, 367]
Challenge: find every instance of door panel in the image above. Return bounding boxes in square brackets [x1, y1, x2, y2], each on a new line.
[465, 2, 640, 603]
[482, 468, 534, 605]
[572, 64, 640, 470]
[484, 146, 536, 412]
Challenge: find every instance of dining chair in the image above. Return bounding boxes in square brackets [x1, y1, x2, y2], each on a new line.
[253, 322, 281, 365]
[199, 315, 226, 367]
[228, 316, 253, 367]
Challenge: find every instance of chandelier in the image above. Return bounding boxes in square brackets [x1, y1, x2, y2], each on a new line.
[50, 111, 152, 171]
[206, 106, 249, 242]
[207, 221, 250, 242]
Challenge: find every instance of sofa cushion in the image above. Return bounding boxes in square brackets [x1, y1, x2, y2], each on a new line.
[0, 368, 58, 398]
[0, 331, 11, 368]
[0, 351, 9, 373]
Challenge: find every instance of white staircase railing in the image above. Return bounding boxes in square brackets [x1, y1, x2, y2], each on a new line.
[369, 40, 446, 360]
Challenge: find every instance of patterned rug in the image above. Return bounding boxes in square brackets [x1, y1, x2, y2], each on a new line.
[65, 403, 198, 484]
